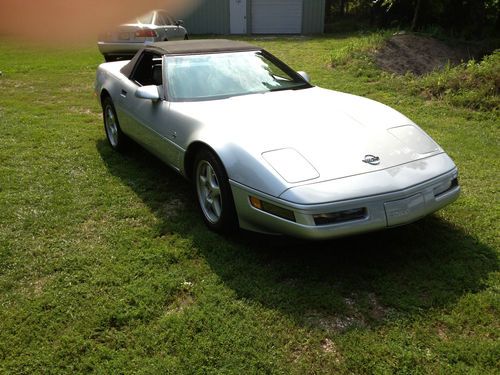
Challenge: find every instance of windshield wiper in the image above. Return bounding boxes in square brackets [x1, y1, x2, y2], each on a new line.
[267, 84, 309, 92]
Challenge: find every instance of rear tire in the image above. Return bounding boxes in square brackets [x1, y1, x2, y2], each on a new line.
[102, 96, 129, 152]
[193, 149, 238, 233]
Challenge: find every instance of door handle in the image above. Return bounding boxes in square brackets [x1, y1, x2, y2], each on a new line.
[120, 89, 127, 97]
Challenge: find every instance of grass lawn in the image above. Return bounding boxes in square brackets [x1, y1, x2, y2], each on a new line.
[0, 34, 498, 374]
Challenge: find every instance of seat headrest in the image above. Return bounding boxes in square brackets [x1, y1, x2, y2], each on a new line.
[152, 64, 162, 86]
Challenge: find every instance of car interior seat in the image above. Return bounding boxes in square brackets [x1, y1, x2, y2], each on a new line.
[152, 64, 162, 86]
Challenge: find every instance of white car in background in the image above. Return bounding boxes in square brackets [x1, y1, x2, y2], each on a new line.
[98, 10, 188, 62]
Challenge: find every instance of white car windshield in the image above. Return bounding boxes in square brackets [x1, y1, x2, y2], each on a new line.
[165, 51, 309, 101]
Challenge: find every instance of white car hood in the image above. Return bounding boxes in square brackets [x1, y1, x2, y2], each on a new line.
[174, 87, 442, 185]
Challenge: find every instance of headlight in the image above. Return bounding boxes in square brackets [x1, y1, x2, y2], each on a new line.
[262, 148, 319, 183]
[388, 125, 439, 154]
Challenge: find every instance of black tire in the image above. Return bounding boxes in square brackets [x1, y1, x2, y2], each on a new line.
[184, 34, 189, 40]
[102, 96, 129, 152]
[104, 55, 114, 62]
[193, 149, 238, 233]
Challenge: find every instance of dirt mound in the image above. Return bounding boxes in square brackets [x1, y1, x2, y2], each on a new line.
[374, 34, 484, 75]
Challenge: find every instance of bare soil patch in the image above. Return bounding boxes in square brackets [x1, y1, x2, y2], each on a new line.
[374, 33, 486, 75]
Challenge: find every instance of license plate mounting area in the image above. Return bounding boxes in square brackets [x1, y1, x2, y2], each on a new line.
[384, 193, 425, 226]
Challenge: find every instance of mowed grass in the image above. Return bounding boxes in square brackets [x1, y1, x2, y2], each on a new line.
[0, 34, 498, 374]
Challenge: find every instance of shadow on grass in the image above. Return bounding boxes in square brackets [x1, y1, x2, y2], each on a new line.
[97, 139, 497, 331]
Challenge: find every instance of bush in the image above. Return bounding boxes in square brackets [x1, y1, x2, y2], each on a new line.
[412, 50, 500, 110]
[330, 31, 389, 67]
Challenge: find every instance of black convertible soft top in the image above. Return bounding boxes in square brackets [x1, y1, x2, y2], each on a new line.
[149, 39, 260, 55]
[120, 39, 261, 77]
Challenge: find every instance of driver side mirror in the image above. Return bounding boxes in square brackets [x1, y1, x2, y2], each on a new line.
[297, 71, 310, 83]
[135, 85, 160, 101]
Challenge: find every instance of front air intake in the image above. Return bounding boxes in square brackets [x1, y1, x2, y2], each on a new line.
[434, 177, 459, 198]
[313, 208, 367, 226]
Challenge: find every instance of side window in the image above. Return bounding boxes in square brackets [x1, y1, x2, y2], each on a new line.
[130, 52, 163, 87]
[156, 12, 172, 25]
[154, 13, 165, 26]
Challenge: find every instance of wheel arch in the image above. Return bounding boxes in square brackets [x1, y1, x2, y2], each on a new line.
[188, 141, 239, 232]
[100, 89, 111, 107]
[184, 139, 289, 198]
[184, 141, 223, 181]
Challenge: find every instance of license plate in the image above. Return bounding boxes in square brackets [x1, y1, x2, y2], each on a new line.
[384, 193, 425, 226]
[118, 32, 130, 40]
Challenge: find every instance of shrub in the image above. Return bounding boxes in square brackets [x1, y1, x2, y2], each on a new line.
[412, 50, 500, 110]
[330, 32, 389, 67]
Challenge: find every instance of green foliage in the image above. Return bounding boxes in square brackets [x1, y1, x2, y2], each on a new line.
[411, 51, 500, 110]
[329, 31, 499, 111]
[330, 31, 389, 66]
[325, 0, 500, 38]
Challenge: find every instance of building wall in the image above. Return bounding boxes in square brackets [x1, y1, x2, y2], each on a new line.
[182, 0, 230, 35]
[181, 0, 324, 35]
[302, 0, 325, 34]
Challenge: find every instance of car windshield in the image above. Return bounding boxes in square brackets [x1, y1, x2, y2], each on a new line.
[165, 51, 310, 101]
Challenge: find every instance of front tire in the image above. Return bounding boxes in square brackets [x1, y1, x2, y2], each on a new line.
[193, 149, 238, 233]
[102, 96, 129, 151]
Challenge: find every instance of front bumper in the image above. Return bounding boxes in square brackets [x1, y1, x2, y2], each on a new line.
[230, 167, 459, 240]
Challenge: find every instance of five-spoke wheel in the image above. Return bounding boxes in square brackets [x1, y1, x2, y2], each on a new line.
[102, 96, 128, 151]
[194, 149, 237, 232]
[196, 160, 222, 224]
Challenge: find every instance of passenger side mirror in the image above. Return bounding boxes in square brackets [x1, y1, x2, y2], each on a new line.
[297, 71, 310, 83]
[135, 85, 160, 101]
[175, 20, 184, 26]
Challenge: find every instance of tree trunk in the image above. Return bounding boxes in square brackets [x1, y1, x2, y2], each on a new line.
[411, 0, 422, 31]
[324, 0, 334, 22]
[340, 0, 348, 17]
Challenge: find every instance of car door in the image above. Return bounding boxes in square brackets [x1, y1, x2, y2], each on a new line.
[116, 51, 182, 168]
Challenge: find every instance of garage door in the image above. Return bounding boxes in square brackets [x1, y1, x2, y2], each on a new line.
[252, 0, 303, 34]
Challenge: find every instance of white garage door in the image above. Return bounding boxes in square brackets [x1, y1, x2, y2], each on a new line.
[252, 0, 303, 34]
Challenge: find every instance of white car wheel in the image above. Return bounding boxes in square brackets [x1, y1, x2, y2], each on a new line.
[102, 97, 128, 151]
[197, 160, 222, 224]
[194, 149, 238, 232]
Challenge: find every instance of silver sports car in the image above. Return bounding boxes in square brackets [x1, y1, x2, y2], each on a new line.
[94, 39, 460, 239]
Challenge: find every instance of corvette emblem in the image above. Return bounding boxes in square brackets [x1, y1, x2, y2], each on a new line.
[362, 154, 380, 165]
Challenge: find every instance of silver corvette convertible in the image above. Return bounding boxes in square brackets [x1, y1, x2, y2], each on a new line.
[94, 39, 460, 239]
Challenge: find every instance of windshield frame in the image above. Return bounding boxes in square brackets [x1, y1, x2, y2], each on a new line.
[163, 50, 313, 102]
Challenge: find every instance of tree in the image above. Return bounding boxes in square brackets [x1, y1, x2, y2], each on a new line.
[340, 0, 348, 16]
[410, 0, 422, 30]
[376, 0, 423, 29]
[325, 0, 498, 37]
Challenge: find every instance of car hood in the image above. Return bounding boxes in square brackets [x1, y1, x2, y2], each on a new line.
[173, 87, 443, 192]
